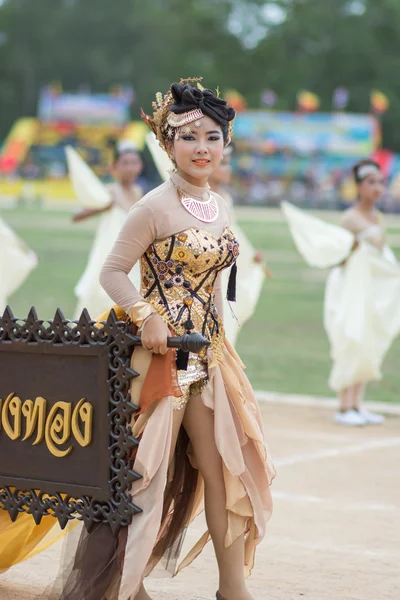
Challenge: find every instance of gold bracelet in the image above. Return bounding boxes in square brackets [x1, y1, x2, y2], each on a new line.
[129, 300, 157, 328]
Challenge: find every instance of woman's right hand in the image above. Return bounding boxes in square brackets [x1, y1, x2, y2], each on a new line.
[72, 208, 95, 222]
[140, 313, 169, 355]
[71, 201, 114, 223]
[338, 238, 359, 267]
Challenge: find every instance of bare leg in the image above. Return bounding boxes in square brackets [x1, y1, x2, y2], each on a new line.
[183, 394, 253, 600]
[352, 382, 366, 410]
[339, 385, 354, 411]
[133, 407, 186, 600]
[339, 382, 365, 411]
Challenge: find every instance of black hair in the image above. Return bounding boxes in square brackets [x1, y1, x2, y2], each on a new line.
[107, 138, 140, 164]
[170, 83, 236, 143]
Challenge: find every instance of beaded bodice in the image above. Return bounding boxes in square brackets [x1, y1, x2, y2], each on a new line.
[140, 226, 239, 356]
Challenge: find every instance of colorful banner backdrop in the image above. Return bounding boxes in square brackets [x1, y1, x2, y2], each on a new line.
[0, 118, 39, 175]
[225, 89, 247, 112]
[0, 119, 148, 178]
[297, 90, 320, 112]
[370, 90, 390, 114]
[333, 87, 349, 110]
[233, 111, 379, 156]
[38, 87, 131, 125]
[109, 84, 135, 104]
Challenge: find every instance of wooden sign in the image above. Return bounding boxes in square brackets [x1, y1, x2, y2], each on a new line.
[0, 306, 142, 534]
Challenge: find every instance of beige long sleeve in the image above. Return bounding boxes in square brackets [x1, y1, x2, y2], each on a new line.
[99, 202, 156, 312]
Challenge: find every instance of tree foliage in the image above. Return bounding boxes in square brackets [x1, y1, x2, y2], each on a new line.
[0, 0, 399, 148]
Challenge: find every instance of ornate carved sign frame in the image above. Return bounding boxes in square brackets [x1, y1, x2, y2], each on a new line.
[0, 307, 142, 534]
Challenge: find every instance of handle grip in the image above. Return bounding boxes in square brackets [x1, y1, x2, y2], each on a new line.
[131, 332, 210, 354]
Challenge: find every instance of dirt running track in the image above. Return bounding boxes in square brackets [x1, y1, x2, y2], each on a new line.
[1, 402, 399, 600]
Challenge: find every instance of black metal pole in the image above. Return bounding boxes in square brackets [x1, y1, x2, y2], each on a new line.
[129, 332, 210, 354]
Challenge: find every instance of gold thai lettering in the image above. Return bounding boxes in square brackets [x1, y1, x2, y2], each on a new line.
[2, 393, 22, 440]
[45, 402, 72, 458]
[22, 397, 46, 445]
[0, 393, 93, 458]
[71, 398, 93, 448]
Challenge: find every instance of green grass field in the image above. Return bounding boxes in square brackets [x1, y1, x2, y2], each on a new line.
[4, 206, 400, 403]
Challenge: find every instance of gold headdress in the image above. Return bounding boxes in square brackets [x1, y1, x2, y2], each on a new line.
[141, 77, 235, 154]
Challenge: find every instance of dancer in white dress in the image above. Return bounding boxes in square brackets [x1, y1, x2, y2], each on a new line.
[0, 216, 38, 311]
[208, 144, 266, 345]
[328, 160, 390, 425]
[68, 141, 143, 319]
[283, 159, 400, 426]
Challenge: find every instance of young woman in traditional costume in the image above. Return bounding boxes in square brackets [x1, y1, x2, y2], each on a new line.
[0, 79, 274, 600]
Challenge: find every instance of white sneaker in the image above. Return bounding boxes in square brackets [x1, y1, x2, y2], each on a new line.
[334, 409, 366, 426]
[358, 409, 385, 425]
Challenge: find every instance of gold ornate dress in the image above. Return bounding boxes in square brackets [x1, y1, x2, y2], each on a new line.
[140, 225, 239, 408]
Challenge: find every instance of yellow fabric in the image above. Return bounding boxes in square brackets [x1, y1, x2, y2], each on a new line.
[0, 510, 77, 572]
[95, 303, 128, 327]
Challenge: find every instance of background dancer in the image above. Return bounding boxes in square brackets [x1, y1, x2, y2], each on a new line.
[70, 141, 143, 319]
[209, 142, 267, 345]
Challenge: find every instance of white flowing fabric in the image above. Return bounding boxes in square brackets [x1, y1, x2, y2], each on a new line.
[0, 216, 38, 311]
[73, 206, 141, 319]
[145, 132, 174, 179]
[221, 205, 265, 346]
[282, 201, 400, 391]
[65, 146, 140, 320]
[65, 146, 110, 210]
[145, 132, 264, 345]
[281, 201, 353, 268]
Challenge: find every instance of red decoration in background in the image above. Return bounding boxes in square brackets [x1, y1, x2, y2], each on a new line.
[371, 148, 394, 178]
